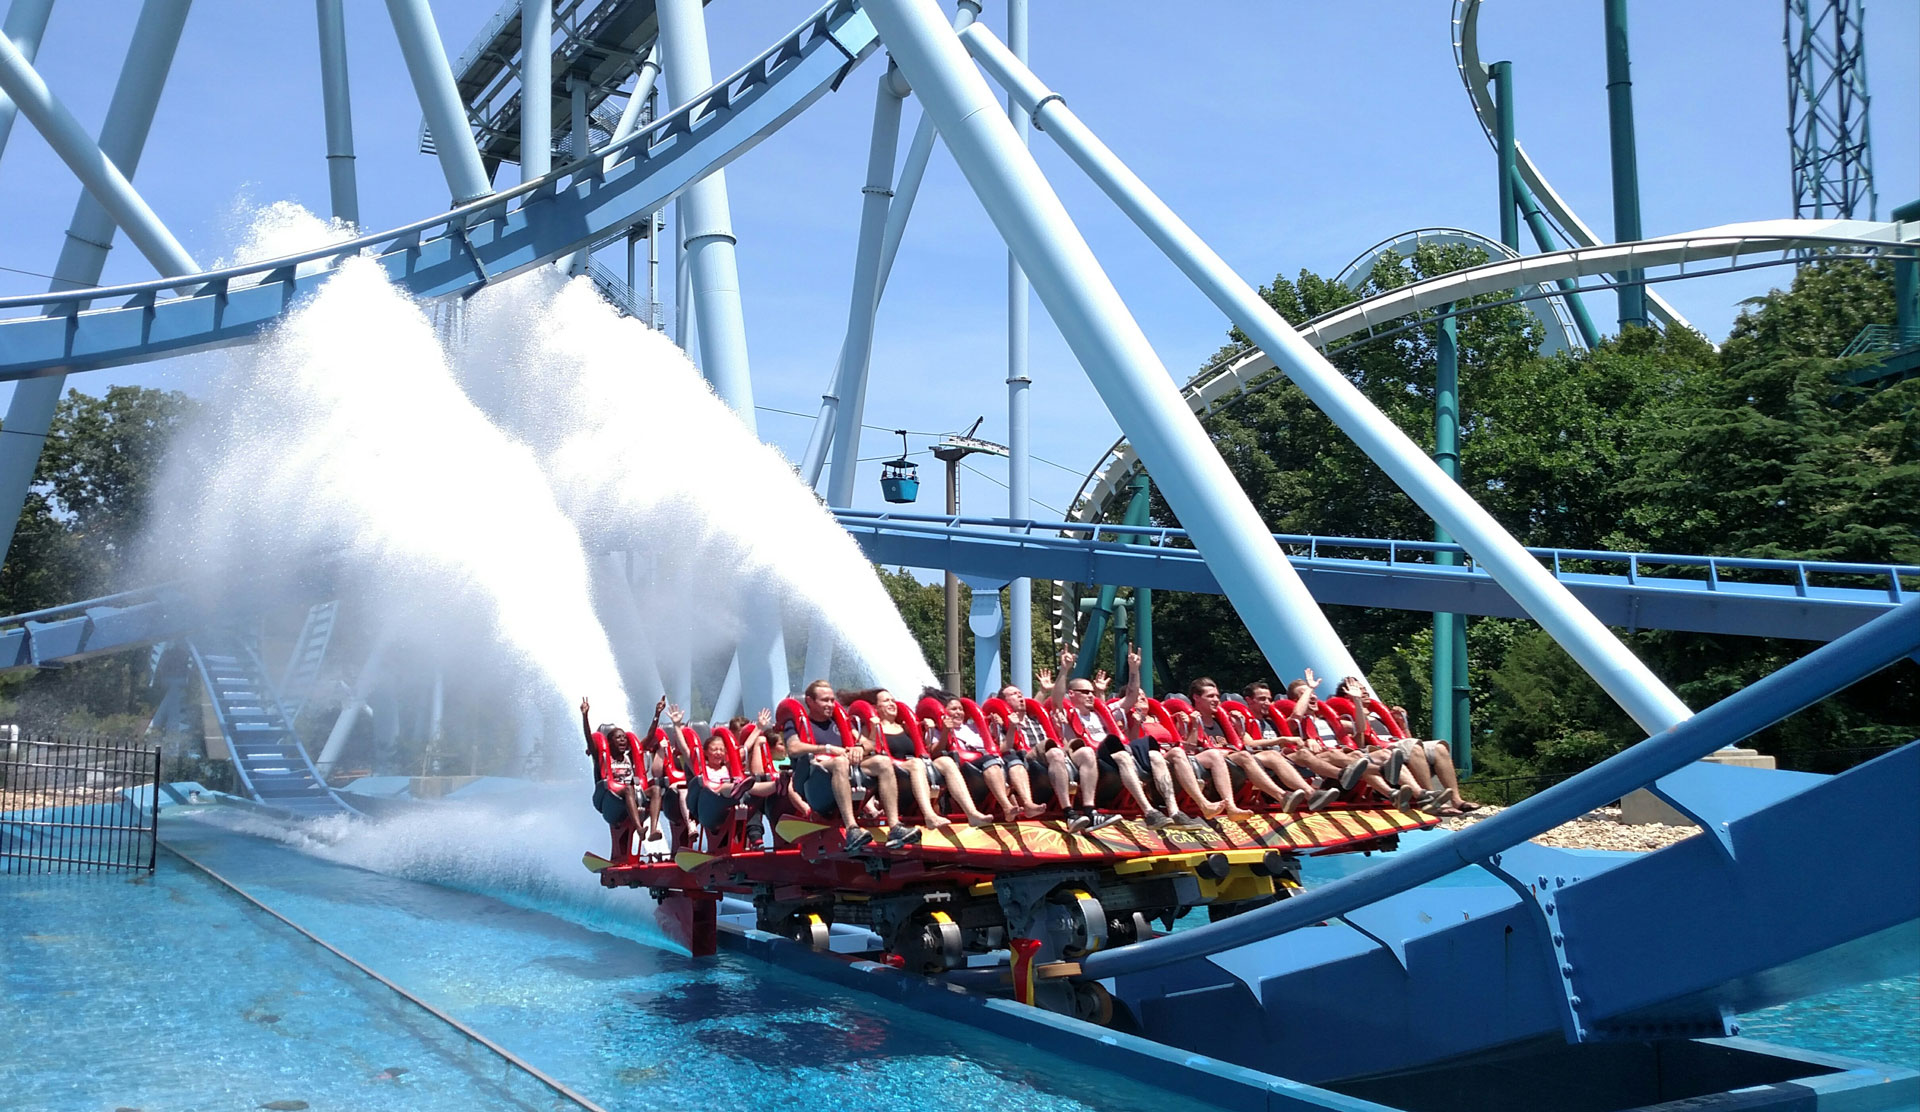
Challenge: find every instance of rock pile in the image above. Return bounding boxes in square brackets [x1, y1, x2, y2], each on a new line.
[1441, 805, 1699, 852]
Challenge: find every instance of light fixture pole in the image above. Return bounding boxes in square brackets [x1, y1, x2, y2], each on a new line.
[932, 419, 1007, 693]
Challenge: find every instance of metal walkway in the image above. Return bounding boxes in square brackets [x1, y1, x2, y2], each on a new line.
[837, 510, 1914, 642]
[186, 630, 353, 818]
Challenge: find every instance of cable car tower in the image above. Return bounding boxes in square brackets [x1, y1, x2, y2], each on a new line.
[1786, 0, 1876, 219]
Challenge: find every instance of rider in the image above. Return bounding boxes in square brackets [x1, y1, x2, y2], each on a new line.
[783, 679, 919, 852]
[1187, 678, 1336, 812]
[1243, 680, 1371, 797]
[926, 692, 1048, 824]
[848, 688, 952, 830]
[1286, 672, 1416, 809]
[1054, 649, 1194, 829]
[992, 680, 1117, 832]
[581, 696, 644, 862]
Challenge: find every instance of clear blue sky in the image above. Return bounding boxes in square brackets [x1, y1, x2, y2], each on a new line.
[2, 1, 1914, 523]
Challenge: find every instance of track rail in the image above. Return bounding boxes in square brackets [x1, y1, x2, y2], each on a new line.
[1450, 0, 1694, 334]
[0, 0, 878, 381]
[1056, 220, 1920, 648]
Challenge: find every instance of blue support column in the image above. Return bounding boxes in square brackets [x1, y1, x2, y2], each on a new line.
[1604, 0, 1648, 330]
[1072, 474, 1150, 681]
[384, 0, 492, 203]
[966, 577, 1005, 702]
[868, 0, 1370, 686]
[315, 0, 359, 225]
[1005, 0, 1033, 693]
[0, 0, 191, 568]
[963, 24, 1690, 734]
[0, 0, 54, 167]
[518, 0, 550, 180]
[802, 0, 978, 489]
[0, 31, 197, 276]
[657, 0, 756, 428]
[1433, 306, 1470, 773]
[820, 67, 908, 506]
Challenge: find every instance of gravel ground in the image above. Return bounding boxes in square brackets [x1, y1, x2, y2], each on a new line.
[1441, 804, 1699, 852]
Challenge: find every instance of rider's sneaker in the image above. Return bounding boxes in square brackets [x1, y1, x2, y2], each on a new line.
[1281, 789, 1308, 812]
[1084, 810, 1123, 832]
[1066, 809, 1093, 834]
[1389, 786, 1416, 811]
[841, 827, 875, 853]
[1307, 788, 1341, 812]
[1145, 810, 1174, 829]
[1337, 759, 1368, 792]
[885, 823, 921, 850]
[1172, 811, 1208, 829]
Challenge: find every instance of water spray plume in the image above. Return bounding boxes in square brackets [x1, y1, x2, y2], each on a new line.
[152, 209, 633, 759]
[456, 269, 935, 704]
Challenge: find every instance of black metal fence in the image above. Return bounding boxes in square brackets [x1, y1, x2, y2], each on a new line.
[0, 734, 161, 874]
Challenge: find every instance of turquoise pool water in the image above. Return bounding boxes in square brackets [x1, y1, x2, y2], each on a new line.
[1, 810, 1216, 1112]
[3, 805, 1912, 1111]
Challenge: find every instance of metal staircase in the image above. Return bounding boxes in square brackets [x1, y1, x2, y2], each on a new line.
[187, 631, 354, 817]
[275, 601, 339, 728]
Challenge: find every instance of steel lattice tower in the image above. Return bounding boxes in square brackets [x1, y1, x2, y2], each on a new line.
[1786, 0, 1876, 219]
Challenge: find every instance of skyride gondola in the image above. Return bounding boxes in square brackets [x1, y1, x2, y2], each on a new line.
[585, 692, 1437, 1021]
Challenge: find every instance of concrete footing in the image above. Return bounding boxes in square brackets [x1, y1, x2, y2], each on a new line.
[1621, 748, 1777, 826]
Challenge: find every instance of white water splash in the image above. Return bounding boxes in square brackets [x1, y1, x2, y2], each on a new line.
[454, 269, 934, 704]
[151, 224, 632, 733]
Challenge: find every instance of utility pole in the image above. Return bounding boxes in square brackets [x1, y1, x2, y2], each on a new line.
[932, 419, 1006, 693]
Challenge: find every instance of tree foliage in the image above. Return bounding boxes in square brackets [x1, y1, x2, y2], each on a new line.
[1136, 254, 1916, 782]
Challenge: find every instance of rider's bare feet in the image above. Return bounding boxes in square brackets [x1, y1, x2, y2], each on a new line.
[1225, 805, 1256, 820]
[924, 814, 954, 830]
[1198, 800, 1225, 819]
[1020, 802, 1049, 819]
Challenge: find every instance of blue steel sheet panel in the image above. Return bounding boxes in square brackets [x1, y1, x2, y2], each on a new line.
[81, 601, 174, 652]
[0, 627, 27, 669]
[24, 616, 89, 664]
[1559, 743, 1920, 1026]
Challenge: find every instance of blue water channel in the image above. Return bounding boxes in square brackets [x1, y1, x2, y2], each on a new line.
[2, 808, 1218, 1112]
[2, 805, 1913, 1111]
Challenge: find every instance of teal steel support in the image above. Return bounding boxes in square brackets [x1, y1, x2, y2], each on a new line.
[0, 0, 54, 168]
[384, 0, 492, 203]
[519, 0, 551, 180]
[1894, 200, 1919, 337]
[1005, 0, 1033, 694]
[0, 0, 191, 569]
[315, 0, 358, 225]
[1604, 0, 1648, 330]
[1432, 306, 1470, 772]
[964, 24, 1689, 734]
[1515, 171, 1603, 349]
[1491, 60, 1518, 251]
[1073, 474, 1151, 681]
